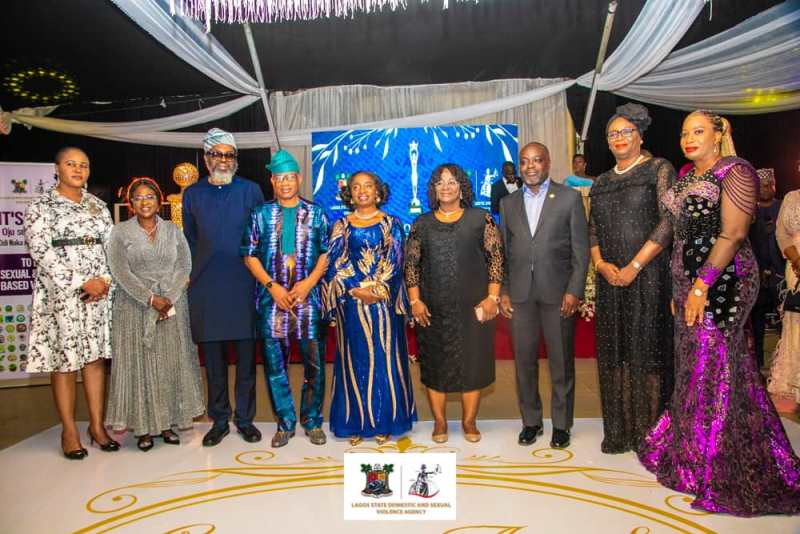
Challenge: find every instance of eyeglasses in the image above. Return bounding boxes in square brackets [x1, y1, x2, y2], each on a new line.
[206, 150, 237, 161]
[273, 174, 298, 183]
[435, 180, 459, 189]
[132, 194, 157, 202]
[607, 128, 637, 141]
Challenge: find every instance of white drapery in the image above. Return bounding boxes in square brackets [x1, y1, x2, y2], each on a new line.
[3, 0, 798, 150]
[270, 79, 574, 197]
[616, 0, 800, 113]
[112, 0, 260, 95]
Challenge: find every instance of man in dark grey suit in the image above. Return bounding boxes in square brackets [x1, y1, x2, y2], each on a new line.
[499, 142, 589, 449]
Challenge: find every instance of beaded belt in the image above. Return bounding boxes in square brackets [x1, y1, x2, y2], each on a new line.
[51, 236, 104, 247]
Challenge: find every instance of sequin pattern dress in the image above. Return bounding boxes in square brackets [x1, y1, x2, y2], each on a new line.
[323, 215, 416, 439]
[639, 157, 800, 516]
[104, 217, 204, 436]
[769, 189, 800, 405]
[589, 158, 675, 454]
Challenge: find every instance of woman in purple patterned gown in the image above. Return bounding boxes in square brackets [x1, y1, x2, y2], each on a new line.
[638, 110, 800, 516]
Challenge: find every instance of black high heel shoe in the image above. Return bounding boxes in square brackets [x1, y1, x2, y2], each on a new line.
[137, 435, 154, 452]
[62, 445, 87, 460]
[160, 429, 180, 445]
[88, 429, 121, 452]
[61, 434, 88, 460]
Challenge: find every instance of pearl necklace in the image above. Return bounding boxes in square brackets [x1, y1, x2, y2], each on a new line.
[437, 207, 463, 220]
[614, 154, 645, 175]
[353, 210, 381, 220]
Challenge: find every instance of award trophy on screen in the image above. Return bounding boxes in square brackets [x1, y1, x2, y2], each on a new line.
[409, 140, 422, 215]
[480, 167, 497, 198]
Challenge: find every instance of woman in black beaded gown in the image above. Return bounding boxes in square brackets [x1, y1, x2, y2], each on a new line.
[405, 163, 504, 444]
[589, 104, 676, 454]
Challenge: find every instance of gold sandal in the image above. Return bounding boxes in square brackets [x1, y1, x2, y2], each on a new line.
[375, 434, 390, 445]
[349, 435, 363, 446]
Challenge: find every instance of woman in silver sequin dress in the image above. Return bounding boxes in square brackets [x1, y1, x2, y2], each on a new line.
[105, 178, 204, 451]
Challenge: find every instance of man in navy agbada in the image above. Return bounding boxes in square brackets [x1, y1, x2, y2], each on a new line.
[183, 128, 265, 446]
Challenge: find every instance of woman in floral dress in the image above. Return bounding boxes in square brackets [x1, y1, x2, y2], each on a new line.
[24, 147, 119, 459]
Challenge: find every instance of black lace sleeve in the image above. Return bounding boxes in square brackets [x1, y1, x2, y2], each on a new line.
[482, 213, 504, 283]
[404, 221, 422, 289]
[589, 207, 599, 248]
[647, 159, 676, 247]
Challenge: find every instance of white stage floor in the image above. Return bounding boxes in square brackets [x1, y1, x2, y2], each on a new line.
[1, 419, 798, 534]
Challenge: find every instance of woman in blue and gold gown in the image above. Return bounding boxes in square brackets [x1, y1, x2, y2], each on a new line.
[324, 171, 416, 446]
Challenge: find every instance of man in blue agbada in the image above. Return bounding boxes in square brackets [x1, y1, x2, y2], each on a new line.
[242, 149, 330, 448]
[183, 128, 265, 447]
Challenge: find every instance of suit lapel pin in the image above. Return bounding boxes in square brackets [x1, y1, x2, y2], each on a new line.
[548, 193, 555, 199]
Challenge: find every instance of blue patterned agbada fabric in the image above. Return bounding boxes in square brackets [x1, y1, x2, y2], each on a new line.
[324, 215, 416, 438]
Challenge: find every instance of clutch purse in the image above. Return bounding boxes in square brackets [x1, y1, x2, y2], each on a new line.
[783, 278, 800, 313]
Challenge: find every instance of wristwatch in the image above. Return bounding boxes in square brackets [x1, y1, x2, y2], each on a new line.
[487, 294, 501, 303]
[265, 280, 274, 290]
[631, 260, 643, 271]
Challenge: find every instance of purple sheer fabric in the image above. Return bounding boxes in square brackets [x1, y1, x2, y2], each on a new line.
[639, 157, 800, 516]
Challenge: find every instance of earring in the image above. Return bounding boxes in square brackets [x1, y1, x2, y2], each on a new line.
[713, 146, 719, 154]
[459, 193, 463, 200]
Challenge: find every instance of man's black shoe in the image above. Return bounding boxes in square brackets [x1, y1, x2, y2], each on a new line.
[237, 424, 262, 443]
[550, 428, 571, 449]
[203, 425, 230, 447]
[518, 425, 543, 446]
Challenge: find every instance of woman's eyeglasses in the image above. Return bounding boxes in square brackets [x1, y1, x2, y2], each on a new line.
[132, 194, 157, 202]
[606, 128, 637, 141]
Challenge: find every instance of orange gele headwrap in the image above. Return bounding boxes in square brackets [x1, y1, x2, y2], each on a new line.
[125, 176, 164, 212]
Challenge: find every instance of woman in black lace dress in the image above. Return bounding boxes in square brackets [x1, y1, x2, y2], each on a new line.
[589, 104, 676, 454]
[405, 164, 504, 444]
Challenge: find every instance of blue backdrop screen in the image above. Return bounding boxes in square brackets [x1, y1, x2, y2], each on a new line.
[311, 125, 518, 233]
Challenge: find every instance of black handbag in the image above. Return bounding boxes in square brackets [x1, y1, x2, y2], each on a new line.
[783, 278, 800, 313]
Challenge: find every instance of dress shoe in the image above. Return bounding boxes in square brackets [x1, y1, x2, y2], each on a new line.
[88, 429, 121, 452]
[550, 428, 571, 449]
[202, 425, 230, 447]
[271, 429, 295, 448]
[462, 423, 481, 443]
[431, 422, 448, 443]
[237, 424, 262, 443]
[160, 429, 180, 445]
[305, 427, 327, 445]
[518, 425, 543, 446]
[61, 443, 87, 460]
[137, 435, 155, 452]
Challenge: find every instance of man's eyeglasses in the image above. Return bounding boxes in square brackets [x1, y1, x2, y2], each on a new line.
[132, 194, 157, 202]
[206, 150, 237, 161]
[607, 128, 637, 141]
[273, 174, 298, 183]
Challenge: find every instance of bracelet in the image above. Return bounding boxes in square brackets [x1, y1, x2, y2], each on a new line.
[631, 260, 643, 271]
[697, 263, 722, 286]
[595, 260, 605, 269]
[101, 275, 112, 285]
[409, 298, 420, 306]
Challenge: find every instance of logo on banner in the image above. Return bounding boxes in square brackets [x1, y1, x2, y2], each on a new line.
[408, 463, 442, 498]
[344, 452, 456, 521]
[10, 179, 27, 194]
[360, 463, 394, 498]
